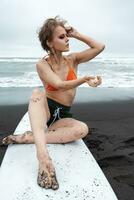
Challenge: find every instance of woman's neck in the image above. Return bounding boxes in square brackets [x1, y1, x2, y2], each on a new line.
[49, 52, 65, 69]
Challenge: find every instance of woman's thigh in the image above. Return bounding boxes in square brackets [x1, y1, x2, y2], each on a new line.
[48, 117, 88, 131]
[29, 88, 51, 121]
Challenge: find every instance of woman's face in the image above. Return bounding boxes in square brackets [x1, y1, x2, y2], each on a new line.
[50, 26, 69, 52]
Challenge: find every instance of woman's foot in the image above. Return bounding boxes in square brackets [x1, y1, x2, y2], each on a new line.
[37, 155, 59, 190]
[1, 131, 59, 190]
[1, 131, 33, 145]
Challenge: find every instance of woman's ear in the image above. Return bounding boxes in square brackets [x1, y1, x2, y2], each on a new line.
[46, 40, 50, 47]
[46, 40, 52, 48]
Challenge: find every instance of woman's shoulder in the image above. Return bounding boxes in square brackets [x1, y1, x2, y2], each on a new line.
[36, 55, 50, 67]
[36, 57, 52, 77]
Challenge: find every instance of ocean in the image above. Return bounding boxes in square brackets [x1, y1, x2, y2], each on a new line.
[0, 56, 134, 88]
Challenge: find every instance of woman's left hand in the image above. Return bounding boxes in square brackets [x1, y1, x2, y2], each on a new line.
[65, 26, 79, 38]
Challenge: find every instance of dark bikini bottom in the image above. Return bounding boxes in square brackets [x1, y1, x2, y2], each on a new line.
[46, 97, 73, 127]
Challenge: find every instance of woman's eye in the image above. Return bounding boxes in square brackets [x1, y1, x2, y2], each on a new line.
[59, 35, 65, 39]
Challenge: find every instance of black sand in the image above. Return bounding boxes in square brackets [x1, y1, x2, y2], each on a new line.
[0, 87, 134, 200]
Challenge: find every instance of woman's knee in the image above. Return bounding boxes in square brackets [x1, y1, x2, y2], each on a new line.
[74, 122, 89, 139]
[30, 88, 45, 103]
[32, 88, 40, 94]
[28, 88, 50, 121]
[81, 122, 89, 136]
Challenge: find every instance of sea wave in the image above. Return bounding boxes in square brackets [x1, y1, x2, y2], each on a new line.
[0, 57, 39, 63]
[0, 56, 134, 88]
[0, 73, 134, 88]
[0, 56, 134, 64]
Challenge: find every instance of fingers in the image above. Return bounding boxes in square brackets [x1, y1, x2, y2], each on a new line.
[97, 76, 102, 81]
[86, 75, 102, 88]
[95, 76, 102, 85]
[87, 78, 102, 87]
[65, 26, 77, 37]
[97, 76, 102, 85]
[65, 26, 73, 36]
[87, 81, 97, 88]
[65, 26, 72, 31]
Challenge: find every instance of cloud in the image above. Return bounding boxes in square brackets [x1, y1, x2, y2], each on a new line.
[0, 0, 134, 56]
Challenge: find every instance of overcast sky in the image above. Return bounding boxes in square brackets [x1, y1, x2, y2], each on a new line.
[0, 0, 134, 57]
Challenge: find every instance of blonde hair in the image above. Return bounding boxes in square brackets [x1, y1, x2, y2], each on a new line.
[38, 16, 67, 53]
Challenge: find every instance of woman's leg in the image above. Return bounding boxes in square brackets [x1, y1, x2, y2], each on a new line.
[2, 118, 89, 144]
[1, 89, 59, 189]
[27, 88, 59, 190]
[47, 118, 89, 143]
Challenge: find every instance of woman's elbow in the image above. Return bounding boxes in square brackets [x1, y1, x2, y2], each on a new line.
[98, 44, 105, 52]
[101, 44, 105, 51]
[56, 81, 65, 90]
[57, 81, 67, 90]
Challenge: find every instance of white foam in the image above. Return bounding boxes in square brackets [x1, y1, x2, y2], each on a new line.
[0, 56, 134, 88]
[0, 72, 42, 87]
[0, 57, 39, 63]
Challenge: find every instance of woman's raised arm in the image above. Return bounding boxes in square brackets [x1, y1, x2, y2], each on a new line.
[66, 27, 105, 65]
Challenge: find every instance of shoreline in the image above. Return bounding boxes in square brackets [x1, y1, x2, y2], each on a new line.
[0, 87, 134, 199]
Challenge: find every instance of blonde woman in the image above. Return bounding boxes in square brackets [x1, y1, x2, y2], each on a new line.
[2, 16, 105, 190]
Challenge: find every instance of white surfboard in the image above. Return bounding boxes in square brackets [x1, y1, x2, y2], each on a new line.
[0, 112, 118, 200]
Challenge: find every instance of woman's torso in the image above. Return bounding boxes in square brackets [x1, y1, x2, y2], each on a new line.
[40, 55, 78, 106]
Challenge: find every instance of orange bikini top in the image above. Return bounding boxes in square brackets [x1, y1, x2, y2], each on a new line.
[45, 63, 77, 91]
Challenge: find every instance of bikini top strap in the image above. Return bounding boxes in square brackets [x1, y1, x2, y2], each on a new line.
[63, 56, 72, 69]
[48, 62, 54, 72]
[44, 57, 55, 72]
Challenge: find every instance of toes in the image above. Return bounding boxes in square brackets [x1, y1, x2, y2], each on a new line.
[47, 158, 59, 190]
[37, 169, 59, 190]
[37, 171, 52, 189]
[37, 157, 59, 190]
[0, 138, 7, 146]
[50, 171, 59, 190]
[1, 137, 8, 145]
[1, 131, 33, 145]
[1, 135, 15, 145]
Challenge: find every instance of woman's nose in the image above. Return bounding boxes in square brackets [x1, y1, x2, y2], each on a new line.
[66, 36, 69, 42]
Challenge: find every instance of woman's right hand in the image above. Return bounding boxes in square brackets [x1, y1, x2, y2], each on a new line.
[84, 75, 102, 87]
[65, 26, 79, 38]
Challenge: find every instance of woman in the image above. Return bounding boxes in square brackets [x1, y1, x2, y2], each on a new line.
[2, 16, 105, 190]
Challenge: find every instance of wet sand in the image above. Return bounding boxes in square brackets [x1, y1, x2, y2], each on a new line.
[0, 87, 134, 200]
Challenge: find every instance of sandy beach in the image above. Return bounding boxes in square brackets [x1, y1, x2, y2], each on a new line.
[0, 87, 134, 200]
